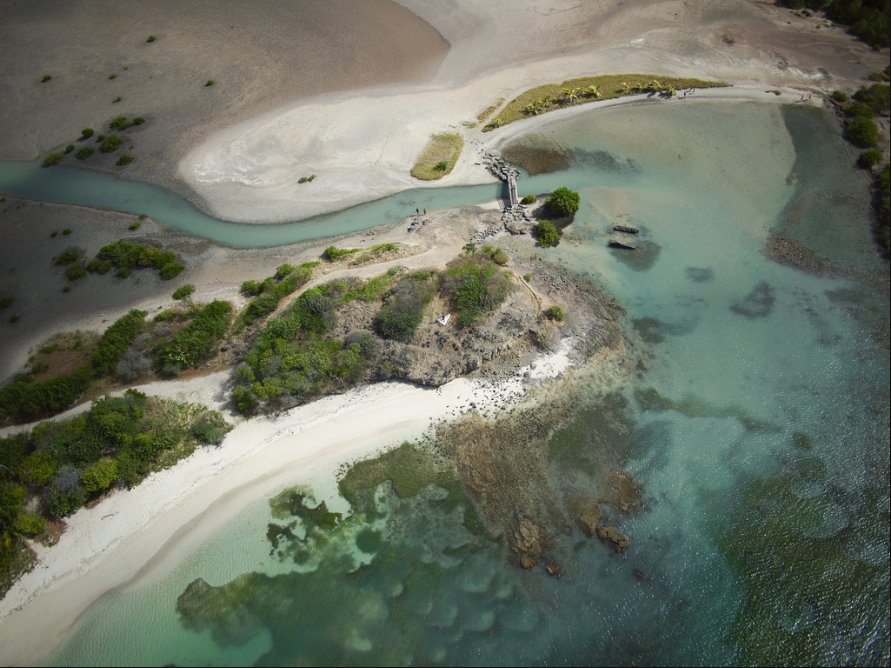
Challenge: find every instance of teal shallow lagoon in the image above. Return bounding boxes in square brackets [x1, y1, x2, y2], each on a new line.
[37, 101, 890, 666]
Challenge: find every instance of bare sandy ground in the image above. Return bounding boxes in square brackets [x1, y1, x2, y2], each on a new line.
[0, 0, 887, 663]
[179, 0, 888, 222]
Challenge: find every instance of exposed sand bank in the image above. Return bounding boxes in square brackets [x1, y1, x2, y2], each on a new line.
[179, 0, 887, 222]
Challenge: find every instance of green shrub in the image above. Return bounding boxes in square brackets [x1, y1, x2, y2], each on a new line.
[190, 411, 230, 444]
[298, 175, 316, 184]
[853, 83, 890, 115]
[373, 273, 436, 341]
[41, 74, 52, 83]
[75, 146, 94, 160]
[15, 512, 46, 536]
[112, 96, 122, 104]
[90, 309, 146, 377]
[858, 149, 883, 169]
[65, 263, 87, 280]
[543, 305, 565, 321]
[8, 314, 19, 323]
[0, 295, 12, 309]
[80, 128, 94, 140]
[521, 194, 537, 204]
[205, 79, 215, 87]
[116, 154, 134, 166]
[133, 116, 145, 126]
[0, 366, 92, 422]
[434, 160, 448, 171]
[42, 152, 64, 167]
[64, 144, 75, 154]
[146, 35, 156, 43]
[128, 221, 140, 230]
[844, 116, 879, 148]
[546, 187, 580, 218]
[54, 246, 81, 265]
[321, 246, 359, 262]
[831, 90, 849, 102]
[173, 284, 195, 300]
[533, 220, 561, 247]
[90, 239, 184, 280]
[95, 134, 106, 142]
[481, 245, 509, 266]
[240, 279, 264, 296]
[100, 134, 124, 153]
[153, 300, 232, 376]
[108, 73, 117, 80]
[62, 228, 72, 235]
[85, 258, 111, 274]
[236, 264, 313, 329]
[109, 115, 130, 131]
[80, 457, 119, 494]
[440, 256, 511, 326]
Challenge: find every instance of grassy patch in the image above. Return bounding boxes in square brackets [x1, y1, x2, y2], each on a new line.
[88, 239, 184, 280]
[373, 272, 437, 341]
[440, 254, 512, 326]
[483, 74, 727, 131]
[476, 98, 503, 124]
[410, 132, 464, 180]
[321, 246, 360, 262]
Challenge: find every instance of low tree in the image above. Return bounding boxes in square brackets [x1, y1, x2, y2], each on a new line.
[546, 187, 580, 218]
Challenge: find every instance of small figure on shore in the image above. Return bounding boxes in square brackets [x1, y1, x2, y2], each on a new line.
[423, 208, 426, 215]
[416, 208, 419, 214]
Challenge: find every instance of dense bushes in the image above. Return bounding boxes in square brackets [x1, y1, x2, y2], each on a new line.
[546, 187, 580, 218]
[89, 240, 184, 280]
[844, 116, 879, 147]
[373, 273, 437, 341]
[236, 263, 314, 329]
[0, 390, 230, 594]
[780, 0, 890, 47]
[321, 246, 359, 262]
[153, 300, 232, 376]
[90, 309, 147, 377]
[440, 255, 512, 326]
[533, 220, 561, 247]
[0, 310, 146, 422]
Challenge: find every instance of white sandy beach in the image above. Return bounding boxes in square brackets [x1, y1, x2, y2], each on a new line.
[0, 338, 577, 666]
[0, 0, 888, 664]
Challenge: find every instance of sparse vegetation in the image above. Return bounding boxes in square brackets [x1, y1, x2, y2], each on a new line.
[480, 245, 509, 266]
[40, 74, 52, 83]
[75, 147, 94, 160]
[521, 194, 537, 204]
[128, 221, 141, 230]
[53, 247, 82, 266]
[859, 149, 883, 169]
[476, 98, 503, 124]
[410, 132, 464, 180]
[65, 264, 87, 281]
[0, 296, 13, 309]
[146, 35, 157, 43]
[116, 154, 134, 167]
[80, 128, 94, 140]
[64, 144, 75, 154]
[205, 79, 215, 87]
[298, 175, 316, 184]
[112, 96, 122, 104]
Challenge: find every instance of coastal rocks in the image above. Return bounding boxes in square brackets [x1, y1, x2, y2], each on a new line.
[512, 516, 547, 557]
[596, 525, 630, 553]
[574, 502, 602, 537]
[177, 576, 264, 647]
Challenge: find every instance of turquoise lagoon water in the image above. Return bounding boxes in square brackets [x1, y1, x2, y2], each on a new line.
[12, 101, 888, 665]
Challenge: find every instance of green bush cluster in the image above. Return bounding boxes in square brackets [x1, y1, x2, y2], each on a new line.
[533, 220, 561, 247]
[0, 310, 145, 423]
[546, 187, 580, 218]
[99, 134, 124, 153]
[233, 280, 373, 413]
[0, 295, 13, 309]
[236, 263, 314, 329]
[543, 305, 565, 321]
[88, 239, 184, 280]
[109, 115, 145, 131]
[75, 146, 95, 160]
[521, 194, 537, 204]
[172, 284, 195, 300]
[42, 152, 63, 167]
[439, 255, 511, 326]
[152, 300, 232, 376]
[480, 245, 509, 266]
[53, 246, 82, 265]
[321, 246, 360, 262]
[373, 272, 437, 341]
[779, 1, 889, 47]
[0, 389, 230, 594]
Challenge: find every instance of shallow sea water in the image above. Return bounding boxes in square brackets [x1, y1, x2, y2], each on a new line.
[44, 102, 889, 666]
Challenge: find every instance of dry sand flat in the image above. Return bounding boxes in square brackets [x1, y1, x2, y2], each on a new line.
[180, 0, 887, 222]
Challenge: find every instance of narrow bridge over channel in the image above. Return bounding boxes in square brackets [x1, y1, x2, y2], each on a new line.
[507, 173, 519, 209]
